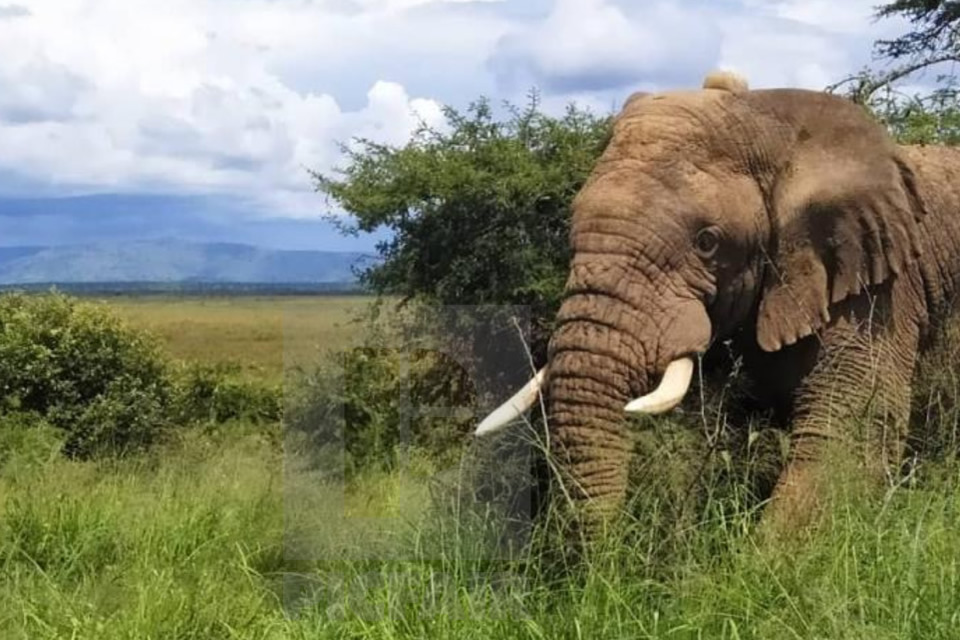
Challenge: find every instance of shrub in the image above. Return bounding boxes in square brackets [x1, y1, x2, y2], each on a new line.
[286, 343, 476, 475]
[171, 362, 282, 426]
[0, 292, 172, 457]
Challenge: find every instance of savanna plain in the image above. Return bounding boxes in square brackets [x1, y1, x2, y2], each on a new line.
[5, 294, 960, 639]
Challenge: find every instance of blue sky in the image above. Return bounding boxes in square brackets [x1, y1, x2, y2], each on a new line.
[0, 0, 914, 251]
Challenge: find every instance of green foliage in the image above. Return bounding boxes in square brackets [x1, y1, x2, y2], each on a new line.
[171, 361, 282, 426]
[305, 92, 613, 475]
[875, 0, 960, 61]
[0, 430, 285, 639]
[315, 92, 613, 358]
[0, 292, 172, 457]
[0, 411, 63, 472]
[3, 307, 960, 637]
[286, 341, 476, 475]
[8, 405, 960, 636]
[0, 292, 283, 460]
[852, 81, 960, 145]
[829, 0, 960, 145]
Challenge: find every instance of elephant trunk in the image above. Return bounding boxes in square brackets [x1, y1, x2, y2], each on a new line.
[544, 281, 712, 532]
[544, 292, 653, 529]
[546, 337, 638, 526]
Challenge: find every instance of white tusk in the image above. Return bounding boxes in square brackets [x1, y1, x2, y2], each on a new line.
[624, 357, 695, 415]
[475, 368, 546, 437]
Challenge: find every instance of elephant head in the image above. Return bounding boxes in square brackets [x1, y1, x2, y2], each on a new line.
[476, 71, 927, 530]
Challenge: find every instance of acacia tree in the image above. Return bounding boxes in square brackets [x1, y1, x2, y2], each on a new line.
[875, 0, 960, 62]
[314, 93, 613, 361]
[304, 95, 613, 467]
[828, 0, 960, 145]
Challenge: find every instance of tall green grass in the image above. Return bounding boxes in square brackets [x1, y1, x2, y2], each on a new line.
[5, 419, 960, 638]
[0, 429, 286, 639]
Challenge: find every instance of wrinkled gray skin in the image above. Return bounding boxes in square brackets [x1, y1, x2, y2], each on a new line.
[542, 79, 960, 533]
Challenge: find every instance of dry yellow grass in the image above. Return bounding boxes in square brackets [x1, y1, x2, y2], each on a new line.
[102, 295, 375, 382]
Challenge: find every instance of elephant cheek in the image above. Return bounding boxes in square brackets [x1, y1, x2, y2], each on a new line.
[654, 301, 712, 371]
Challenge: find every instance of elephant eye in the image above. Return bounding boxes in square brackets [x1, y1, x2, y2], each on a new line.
[694, 227, 721, 258]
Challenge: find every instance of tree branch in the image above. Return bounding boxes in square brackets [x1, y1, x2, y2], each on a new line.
[826, 53, 960, 103]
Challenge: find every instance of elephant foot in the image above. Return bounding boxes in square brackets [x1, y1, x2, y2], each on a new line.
[759, 460, 827, 543]
[758, 442, 901, 546]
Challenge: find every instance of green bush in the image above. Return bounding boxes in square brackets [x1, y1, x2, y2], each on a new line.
[171, 362, 282, 426]
[286, 344, 476, 475]
[0, 292, 172, 457]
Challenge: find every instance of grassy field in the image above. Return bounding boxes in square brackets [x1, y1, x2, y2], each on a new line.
[5, 421, 960, 638]
[104, 295, 374, 382]
[4, 294, 960, 638]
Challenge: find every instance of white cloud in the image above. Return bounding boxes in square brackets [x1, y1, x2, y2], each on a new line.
[353, 0, 504, 13]
[745, 0, 897, 35]
[486, 0, 912, 116]
[0, 0, 452, 216]
[717, 17, 848, 89]
[490, 0, 722, 93]
[0, 0, 927, 218]
[718, 0, 910, 90]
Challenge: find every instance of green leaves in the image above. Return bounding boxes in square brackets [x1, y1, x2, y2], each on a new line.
[828, 0, 960, 147]
[0, 292, 173, 457]
[0, 292, 285, 459]
[827, 78, 960, 146]
[315, 92, 613, 358]
[875, 0, 960, 61]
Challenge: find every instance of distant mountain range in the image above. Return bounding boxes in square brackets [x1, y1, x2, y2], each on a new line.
[0, 239, 372, 285]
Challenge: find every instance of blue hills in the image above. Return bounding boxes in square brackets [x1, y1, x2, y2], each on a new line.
[0, 239, 371, 285]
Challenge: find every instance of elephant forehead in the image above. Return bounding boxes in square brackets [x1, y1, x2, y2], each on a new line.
[617, 88, 726, 122]
[614, 92, 733, 141]
[574, 169, 688, 219]
[576, 161, 746, 216]
[610, 93, 761, 171]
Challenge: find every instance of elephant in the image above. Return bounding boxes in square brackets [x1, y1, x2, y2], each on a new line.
[475, 70, 960, 536]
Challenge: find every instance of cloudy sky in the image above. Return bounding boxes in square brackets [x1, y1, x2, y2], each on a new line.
[0, 0, 912, 251]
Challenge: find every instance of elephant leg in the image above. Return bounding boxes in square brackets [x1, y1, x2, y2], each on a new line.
[764, 283, 922, 534]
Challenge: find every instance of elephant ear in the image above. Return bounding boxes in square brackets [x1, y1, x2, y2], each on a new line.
[756, 146, 927, 352]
